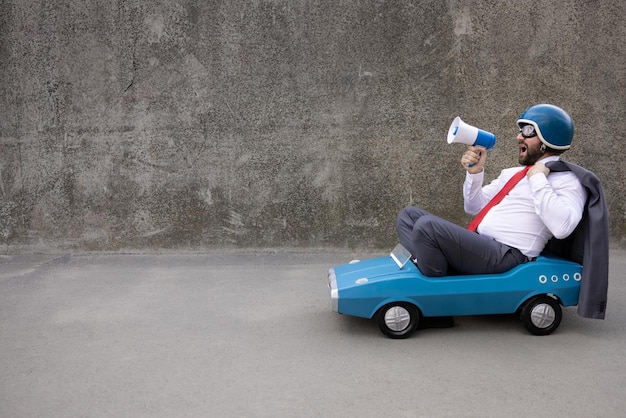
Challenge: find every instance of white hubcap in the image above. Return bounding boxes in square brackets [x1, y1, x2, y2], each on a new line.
[530, 303, 556, 328]
[384, 306, 411, 331]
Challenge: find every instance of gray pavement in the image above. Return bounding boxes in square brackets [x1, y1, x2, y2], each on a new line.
[1, 248, 625, 417]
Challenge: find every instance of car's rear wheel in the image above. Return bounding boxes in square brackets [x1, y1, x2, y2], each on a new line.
[376, 302, 420, 339]
[521, 295, 562, 336]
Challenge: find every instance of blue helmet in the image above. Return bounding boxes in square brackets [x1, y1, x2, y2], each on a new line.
[517, 104, 574, 151]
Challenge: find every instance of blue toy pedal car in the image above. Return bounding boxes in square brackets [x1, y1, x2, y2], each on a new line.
[328, 244, 582, 338]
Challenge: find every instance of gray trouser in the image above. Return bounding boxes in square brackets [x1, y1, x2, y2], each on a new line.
[396, 206, 528, 277]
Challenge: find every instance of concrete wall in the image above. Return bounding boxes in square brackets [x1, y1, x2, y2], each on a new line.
[1, 0, 624, 251]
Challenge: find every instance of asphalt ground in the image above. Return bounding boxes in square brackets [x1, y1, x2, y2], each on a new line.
[1, 248, 625, 417]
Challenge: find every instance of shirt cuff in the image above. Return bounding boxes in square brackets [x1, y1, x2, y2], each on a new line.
[465, 170, 484, 184]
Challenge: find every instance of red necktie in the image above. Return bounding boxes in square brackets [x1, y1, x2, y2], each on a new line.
[467, 165, 533, 232]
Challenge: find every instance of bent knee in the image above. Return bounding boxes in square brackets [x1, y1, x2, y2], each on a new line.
[396, 205, 414, 225]
[414, 214, 439, 235]
[396, 205, 427, 222]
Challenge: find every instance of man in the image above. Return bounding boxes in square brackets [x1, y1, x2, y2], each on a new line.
[396, 104, 587, 277]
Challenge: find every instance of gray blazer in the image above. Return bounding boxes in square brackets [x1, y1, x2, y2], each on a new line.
[544, 160, 609, 319]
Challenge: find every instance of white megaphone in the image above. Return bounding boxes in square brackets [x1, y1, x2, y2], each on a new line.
[447, 116, 496, 150]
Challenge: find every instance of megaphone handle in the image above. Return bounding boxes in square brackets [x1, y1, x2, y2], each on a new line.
[467, 151, 481, 167]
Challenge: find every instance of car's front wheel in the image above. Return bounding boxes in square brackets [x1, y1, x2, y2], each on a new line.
[521, 295, 562, 336]
[376, 302, 420, 339]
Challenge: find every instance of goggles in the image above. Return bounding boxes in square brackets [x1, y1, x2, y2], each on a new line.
[519, 124, 538, 138]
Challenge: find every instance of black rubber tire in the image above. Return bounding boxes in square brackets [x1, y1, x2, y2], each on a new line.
[376, 302, 420, 339]
[521, 295, 562, 336]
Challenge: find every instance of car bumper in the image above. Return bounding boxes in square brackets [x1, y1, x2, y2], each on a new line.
[328, 268, 338, 312]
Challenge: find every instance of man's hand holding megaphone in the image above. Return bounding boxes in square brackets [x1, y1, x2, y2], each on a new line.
[462, 145, 487, 174]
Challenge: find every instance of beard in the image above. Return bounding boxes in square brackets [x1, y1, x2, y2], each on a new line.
[518, 141, 545, 165]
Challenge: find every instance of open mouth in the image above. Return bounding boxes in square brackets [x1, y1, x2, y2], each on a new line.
[519, 144, 528, 154]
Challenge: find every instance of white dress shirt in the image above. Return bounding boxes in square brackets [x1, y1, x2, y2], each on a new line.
[463, 156, 587, 258]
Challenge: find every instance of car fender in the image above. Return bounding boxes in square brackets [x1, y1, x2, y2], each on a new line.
[368, 297, 422, 320]
[514, 292, 562, 312]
